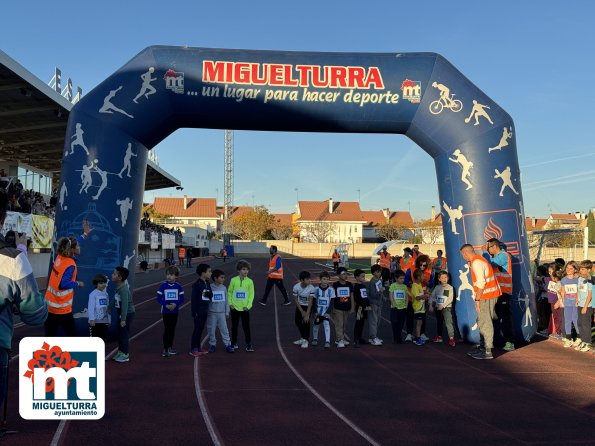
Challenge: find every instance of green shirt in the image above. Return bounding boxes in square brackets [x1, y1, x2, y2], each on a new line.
[388, 283, 409, 310]
[227, 275, 255, 311]
[114, 282, 134, 318]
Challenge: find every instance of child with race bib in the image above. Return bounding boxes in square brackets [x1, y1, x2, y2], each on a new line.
[156, 266, 184, 357]
[227, 260, 255, 352]
[560, 261, 580, 348]
[312, 271, 335, 348]
[388, 270, 408, 343]
[207, 269, 234, 353]
[429, 271, 455, 347]
[292, 271, 316, 348]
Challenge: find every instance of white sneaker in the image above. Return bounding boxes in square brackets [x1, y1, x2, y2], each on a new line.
[301, 341, 309, 349]
[374, 337, 384, 344]
[574, 342, 586, 351]
[578, 343, 591, 352]
[370, 338, 383, 346]
[563, 339, 573, 348]
[405, 334, 413, 342]
[337, 340, 346, 348]
[420, 334, 429, 342]
[293, 338, 305, 345]
[572, 338, 582, 347]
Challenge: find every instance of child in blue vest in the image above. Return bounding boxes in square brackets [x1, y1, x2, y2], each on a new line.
[156, 266, 184, 357]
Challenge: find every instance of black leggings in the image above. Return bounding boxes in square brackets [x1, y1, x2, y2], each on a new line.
[45, 312, 76, 336]
[295, 306, 310, 339]
[162, 313, 179, 349]
[262, 278, 289, 303]
[231, 309, 251, 345]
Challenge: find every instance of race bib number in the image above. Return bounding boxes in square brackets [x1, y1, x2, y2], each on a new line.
[437, 295, 446, 305]
[564, 284, 577, 294]
[394, 290, 405, 300]
[360, 288, 368, 298]
[165, 289, 179, 301]
[579, 283, 588, 293]
[318, 298, 328, 307]
[375, 281, 382, 292]
[99, 298, 108, 306]
[234, 290, 247, 300]
[337, 287, 350, 302]
[114, 293, 121, 308]
[547, 281, 559, 292]
[212, 291, 225, 302]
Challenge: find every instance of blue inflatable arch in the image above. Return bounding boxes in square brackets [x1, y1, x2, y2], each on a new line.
[55, 46, 536, 342]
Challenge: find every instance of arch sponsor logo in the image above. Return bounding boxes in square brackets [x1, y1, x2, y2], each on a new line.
[401, 79, 421, 103]
[19, 337, 105, 420]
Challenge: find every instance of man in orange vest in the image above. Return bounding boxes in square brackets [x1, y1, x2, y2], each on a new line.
[460, 244, 502, 360]
[259, 245, 290, 306]
[331, 249, 340, 273]
[486, 238, 515, 352]
[378, 245, 391, 284]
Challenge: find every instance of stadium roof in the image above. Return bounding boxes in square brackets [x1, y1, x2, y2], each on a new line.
[0, 49, 180, 190]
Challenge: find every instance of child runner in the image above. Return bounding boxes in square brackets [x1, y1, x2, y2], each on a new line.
[367, 264, 384, 346]
[190, 263, 212, 357]
[545, 264, 564, 339]
[333, 267, 354, 348]
[389, 270, 408, 343]
[292, 271, 315, 348]
[156, 266, 184, 357]
[429, 271, 456, 347]
[410, 269, 428, 346]
[111, 266, 134, 362]
[560, 261, 580, 348]
[88, 273, 110, 342]
[575, 260, 593, 352]
[207, 269, 234, 353]
[353, 269, 371, 347]
[228, 260, 255, 352]
[312, 271, 335, 348]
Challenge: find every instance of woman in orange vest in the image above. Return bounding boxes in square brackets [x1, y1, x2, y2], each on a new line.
[331, 249, 340, 273]
[460, 244, 502, 360]
[45, 236, 85, 336]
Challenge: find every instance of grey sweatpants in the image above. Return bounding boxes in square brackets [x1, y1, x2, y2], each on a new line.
[478, 298, 497, 350]
[368, 301, 382, 338]
[207, 311, 231, 347]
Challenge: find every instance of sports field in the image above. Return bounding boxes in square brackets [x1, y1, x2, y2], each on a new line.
[5, 257, 595, 445]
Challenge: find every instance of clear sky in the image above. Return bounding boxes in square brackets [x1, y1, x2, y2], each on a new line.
[2, 0, 594, 219]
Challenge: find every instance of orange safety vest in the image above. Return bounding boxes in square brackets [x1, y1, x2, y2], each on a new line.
[493, 251, 513, 294]
[469, 255, 501, 300]
[400, 256, 413, 271]
[45, 255, 77, 314]
[332, 251, 340, 263]
[179, 247, 186, 259]
[378, 251, 391, 269]
[268, 253, 283, 279]
[432, 256, 448, 272]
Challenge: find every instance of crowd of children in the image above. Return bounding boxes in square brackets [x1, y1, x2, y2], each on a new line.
[83, 252, 594, 361]
[535, 258, 594, 353]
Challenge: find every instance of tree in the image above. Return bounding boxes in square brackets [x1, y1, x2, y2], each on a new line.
[587, 210, 595, 245]
[270, 223, 293, 240]
[142, 204, 172, 220]
[299, 221, 335, 242]
[412, 218, 444, 244]
[226, 206, 275, 240]
[376, 222, 408, 242]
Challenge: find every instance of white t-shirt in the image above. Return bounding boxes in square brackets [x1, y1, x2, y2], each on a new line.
[88, 289, 110, 324]
[292, 283, 316, 306]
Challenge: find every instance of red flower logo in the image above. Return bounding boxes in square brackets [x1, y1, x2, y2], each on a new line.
[23, 342, 80, 392]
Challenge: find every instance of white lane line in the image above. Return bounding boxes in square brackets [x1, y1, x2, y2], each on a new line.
[51, 303, 191, 446]
[194, 347, 223, 446]
[272, 289, 380, 446]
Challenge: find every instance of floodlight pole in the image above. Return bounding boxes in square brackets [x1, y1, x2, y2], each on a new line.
[223, 130, 234, 246]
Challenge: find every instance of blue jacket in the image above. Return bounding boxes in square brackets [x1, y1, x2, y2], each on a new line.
[157, 281, 185, 314]
[191, 278, 212, 316]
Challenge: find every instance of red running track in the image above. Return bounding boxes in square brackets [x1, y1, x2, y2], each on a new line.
[3, 257, 595, 445]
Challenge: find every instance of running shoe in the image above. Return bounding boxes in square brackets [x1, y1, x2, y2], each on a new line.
[282, 300, 292, 306]
[293, 338, 306, 345]
[311, 340, 318, 346]
[414, 337, 425, 346]
[208, 345, 216, 353]
[503, 342, 515, 352]
[572, 338, 582, 347]
[232, 344, 239, 351]
[448, 337, 456, 347]
[404, 334, 413, 342]
[471, 350, 493, 360]
[167, 348, 178, 356]
[432, 336, 443, 343]
[258, 300, 267, 306]
[301, 341, 309, 349]
[337, 340, 346, 348]
[420, 334, 429, 342]
[162, 349, 169, 357]
[225, 345, 235, 353]
[114, 353, 129, 362]
[324, 342, 331, 349]
[578, 343, 591, 352]
[245, 344, 255, 352]
[563, 339, 574, 348]
[370, 338, 383, 346]
[467, 345, 484, 356]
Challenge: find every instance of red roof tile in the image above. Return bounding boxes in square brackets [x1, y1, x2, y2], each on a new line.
[550, 213, 579, 221]
[297, 200, 365, 222]
[525, 217, 547, 231]
[153, 197, 218, 218]
[273, 213, 293, 225]
[361, 210, 413, 226]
